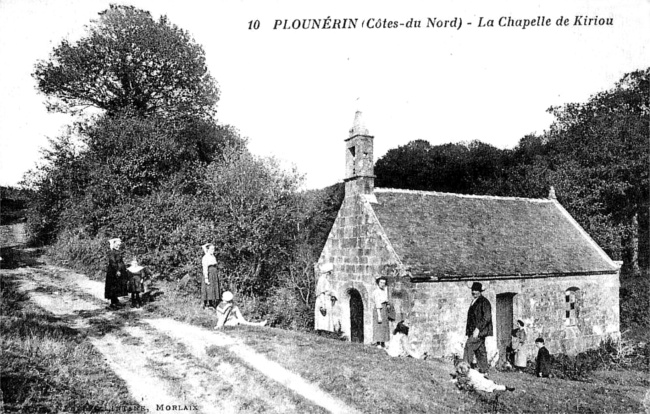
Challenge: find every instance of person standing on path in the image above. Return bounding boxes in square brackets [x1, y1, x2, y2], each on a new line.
[373, 276, 390, 348]
[105, 237, 128, 310]
[126, 258, 151, 309]
[463, 282, 493, 374]
[201, 243, 221, 309]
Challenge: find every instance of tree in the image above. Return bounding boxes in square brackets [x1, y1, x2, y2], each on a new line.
[375, 139, 509, 194]
[545, 68, 649, 273]
[373, 69, 649, 273]
[33, 5, 219, 119]
[205, 147, 305, 296]
[376, 140, 469, 191]
[21, 131, 90, 244]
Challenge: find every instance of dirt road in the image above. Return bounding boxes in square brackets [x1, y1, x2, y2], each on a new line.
[1, 226, 359, 414]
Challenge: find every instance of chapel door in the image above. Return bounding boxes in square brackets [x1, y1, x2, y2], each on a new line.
[349, 289, 364, 343]
[496, 293, 516, 362]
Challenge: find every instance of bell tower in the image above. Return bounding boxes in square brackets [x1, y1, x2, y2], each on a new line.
[345, 111, 375, 195]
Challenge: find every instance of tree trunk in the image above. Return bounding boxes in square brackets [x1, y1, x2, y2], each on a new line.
[638, 206, 649, 273]
[622, 212, 640, 277]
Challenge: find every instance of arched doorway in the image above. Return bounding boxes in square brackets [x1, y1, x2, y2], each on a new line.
[349, 289, 364, 343]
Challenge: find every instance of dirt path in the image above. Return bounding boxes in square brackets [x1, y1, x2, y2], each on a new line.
[2, 240, 360, 413]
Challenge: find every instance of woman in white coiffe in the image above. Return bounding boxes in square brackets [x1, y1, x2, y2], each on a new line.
[315, 263, 336, 333]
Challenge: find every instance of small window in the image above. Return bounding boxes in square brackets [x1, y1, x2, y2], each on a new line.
[564, 288, 580, 326]
[349, 146, 356, 175]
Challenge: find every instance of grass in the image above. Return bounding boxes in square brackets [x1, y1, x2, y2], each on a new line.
[13, 242, 650, 413]
[144, 279, 493, 412]
[142, 278, 648, 413]
[225, 327, 648, 414]
[0, 275, 141, 413]
[205, 344, 330, 413]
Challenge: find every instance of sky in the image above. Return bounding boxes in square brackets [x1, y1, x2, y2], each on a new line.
[1, 0, 648, 190]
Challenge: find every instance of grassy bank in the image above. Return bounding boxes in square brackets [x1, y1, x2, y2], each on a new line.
[142, 279, 647, 413]
[228, 327, 647, 414]
[39, 246, 650, 413]
[0, 273, 140, 413]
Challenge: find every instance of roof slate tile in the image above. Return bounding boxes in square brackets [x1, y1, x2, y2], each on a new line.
[371, 189, 617, 278]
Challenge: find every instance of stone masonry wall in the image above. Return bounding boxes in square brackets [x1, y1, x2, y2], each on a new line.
[403, 273, 620, 363]
[317, 189, 405, 342]
[317, 182, 620, 360]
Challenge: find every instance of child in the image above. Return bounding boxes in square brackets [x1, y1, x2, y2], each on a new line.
[126, 258, 151, 309]
[535, 337, 551, 378]
[452, 361, 515, 392]
[385, 320, 426, 359]
[215, 291, 267, 329]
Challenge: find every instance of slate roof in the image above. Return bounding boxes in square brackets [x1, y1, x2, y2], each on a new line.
[370, 188, 618, 279]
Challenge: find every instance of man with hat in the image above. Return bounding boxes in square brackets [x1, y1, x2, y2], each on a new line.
[463, 282, 493, 374]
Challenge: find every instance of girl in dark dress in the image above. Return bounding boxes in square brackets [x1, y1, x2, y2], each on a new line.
[201, 243, 222, 309]
[105, 238, 128, 309]
[126, 258, 151, 309]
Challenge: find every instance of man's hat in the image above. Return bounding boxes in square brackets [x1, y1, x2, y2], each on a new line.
[470, 282, 485, 292]
[222, 291, 234, 301]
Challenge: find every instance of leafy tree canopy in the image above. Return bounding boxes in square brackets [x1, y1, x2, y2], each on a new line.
[545, 68, 649, 224]
[373, 68, 649, 271]
[33, 5, 219, 119]
[543, 68, 649, 271]
[375, 139, 508, 194]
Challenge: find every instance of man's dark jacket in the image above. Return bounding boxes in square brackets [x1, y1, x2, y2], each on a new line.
[465, 295, 493, 337]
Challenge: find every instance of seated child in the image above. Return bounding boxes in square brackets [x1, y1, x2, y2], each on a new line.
[215, 291, 267, 329]
[385, 320, 427, 359]
[126, 258, 151, 309]
[535, 337, 551, 378]
[452, 361, 515, 393]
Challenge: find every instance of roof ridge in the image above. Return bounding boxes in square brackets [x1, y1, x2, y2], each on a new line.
[373, 187, 552, 203]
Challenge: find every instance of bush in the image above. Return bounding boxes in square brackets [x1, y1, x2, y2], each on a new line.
[264, 287, 314, 330]
[538, 337, 650, 382]
[48, 229, 106, 277]
[23, 110, 343, 333]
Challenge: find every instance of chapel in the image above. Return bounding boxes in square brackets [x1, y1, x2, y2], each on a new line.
[316, 111, 620, 361]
